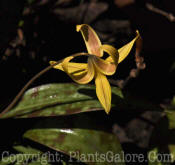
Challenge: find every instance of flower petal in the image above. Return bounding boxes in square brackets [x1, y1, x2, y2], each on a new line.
[62, 56, 95, 84]
[76, 24, 103, 57]
[89, 56, 116, 76]
[100, 44, 119, 65]
[50, 61, 87, 75]
[106, 30, 140, 63]
[95, 72, 111, 114]
[50, 61, 63, 71]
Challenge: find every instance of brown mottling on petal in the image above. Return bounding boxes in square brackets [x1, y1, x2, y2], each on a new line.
[90, 56, 116, 75]
[79, 24, 102, 57]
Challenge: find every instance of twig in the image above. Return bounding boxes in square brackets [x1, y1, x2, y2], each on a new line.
[146, 3, 175, 22]
[0, 52, 88, 118]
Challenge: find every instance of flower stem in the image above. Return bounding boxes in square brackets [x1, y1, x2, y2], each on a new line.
[0, 52, 88, 118]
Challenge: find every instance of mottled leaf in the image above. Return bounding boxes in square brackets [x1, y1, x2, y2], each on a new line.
[2, 83, 123, 118]
[13, 145, 42, 155]
[4, 145, 50, 165]
[24, 128, 125, 165]
[1, 83, 162, 119]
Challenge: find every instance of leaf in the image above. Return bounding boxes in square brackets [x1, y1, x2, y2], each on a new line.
[148, 146, 175, 165]
[166, 112, 175, 129]
[27, 162, 43, 165]
[0, 150, 43, 165]
[0, 144, 65, 165]
[13, 146, 42, 155]
[148, 148, 164, 165]
[1, 83, 163, 119]
[0, 155, 17, 165]
[148, 110, 175, 165]
[168, 96, 175, 110]
[9, 145, 50, 165]
[2, 83, 123, 118]
[24, 128, 125, 165]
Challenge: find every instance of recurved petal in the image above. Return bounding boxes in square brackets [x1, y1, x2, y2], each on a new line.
[105, 30, 140, 63]
[50, 61, 63, 71]
[95, 72, 111, 114]
[101, 44, 119, 65]
[76, 24, 103, 57]
[89, 56, 116, 76]
[62, 56, 95, 84]
[50, 61, 87, 75]
[118, 30, 140, 63]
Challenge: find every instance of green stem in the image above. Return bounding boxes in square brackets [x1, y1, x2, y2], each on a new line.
[0, 52, 88, 118]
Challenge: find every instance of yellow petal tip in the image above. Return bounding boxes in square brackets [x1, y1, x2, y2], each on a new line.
[49, 61, 56, 65]
[76, 25, 82, 32]
[136, 30, 139, 35]
[136, 30, 141, 39]
[104, 108, 111, 115]
[95, 72, 111, 115]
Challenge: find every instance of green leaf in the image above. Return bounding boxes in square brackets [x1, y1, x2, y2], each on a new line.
[166, 112, 175, 129]
[13, 145, 42, 155]
[27, 162, 48, 165]
[0, 153, 38, 165]
[2, 83, 123, 118]
[13, 146, 52, 165]
[148, 111, 175, 165]
[1, 83, 162, 119]
[0, 155, 17, 165]
[148, 148, 165, 165]
[24, 128, 125, 165]
[0, 145, 52, 165]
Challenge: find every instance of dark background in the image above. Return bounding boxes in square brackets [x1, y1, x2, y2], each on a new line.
[0, 0, 175, 164]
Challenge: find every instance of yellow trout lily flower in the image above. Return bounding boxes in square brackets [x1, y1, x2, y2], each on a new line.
[50, 24, 140, 114]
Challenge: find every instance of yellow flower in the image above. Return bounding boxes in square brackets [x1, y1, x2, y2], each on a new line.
[50, 24, 140, 114]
